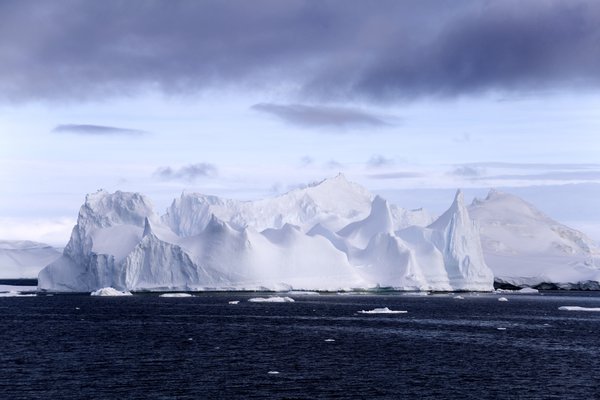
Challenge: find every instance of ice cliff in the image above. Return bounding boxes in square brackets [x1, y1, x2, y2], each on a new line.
[38, 175, 496, 292]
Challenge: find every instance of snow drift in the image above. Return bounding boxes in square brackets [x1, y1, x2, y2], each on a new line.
[37, 177, 600, 292]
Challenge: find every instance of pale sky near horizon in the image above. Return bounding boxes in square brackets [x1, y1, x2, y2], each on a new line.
[1, 0, 600, 245]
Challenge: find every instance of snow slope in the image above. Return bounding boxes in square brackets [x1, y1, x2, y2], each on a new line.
[469, 190, 600, 289]
[0, 240, 61, 279]
[38, 175, 492, 292]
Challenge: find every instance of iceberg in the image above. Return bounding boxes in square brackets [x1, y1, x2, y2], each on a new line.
[0, 240, 61, 279]
[37, 175, 495, 292]
[469, 190, 600, 290]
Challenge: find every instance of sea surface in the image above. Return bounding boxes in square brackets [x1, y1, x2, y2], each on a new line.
[1, 291, 599, 399]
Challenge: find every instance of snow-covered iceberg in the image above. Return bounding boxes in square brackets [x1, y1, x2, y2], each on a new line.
[37, 175, 495, 292]
[0, 240, 61, 279]
[469, 190, 600, 290]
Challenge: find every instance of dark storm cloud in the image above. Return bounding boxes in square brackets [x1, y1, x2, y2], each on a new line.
[154, 163, 217, 181]
[251, 103, 390, 128]
[2, 0, 600, 102]
[52, 124, 146, 136]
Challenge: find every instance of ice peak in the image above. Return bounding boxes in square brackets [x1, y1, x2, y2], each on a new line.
[143, 217, 153, 237]
[428, 189, 469, 231]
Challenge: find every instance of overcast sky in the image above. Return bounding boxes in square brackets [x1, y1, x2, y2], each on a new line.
[1, 0, 600, 245]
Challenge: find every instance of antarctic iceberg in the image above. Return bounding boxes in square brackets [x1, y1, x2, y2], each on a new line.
[469, 190, 600, 290]
[38, 175, 495, 292]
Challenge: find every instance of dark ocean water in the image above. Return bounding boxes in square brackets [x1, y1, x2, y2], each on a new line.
[1, 292, 599, 399]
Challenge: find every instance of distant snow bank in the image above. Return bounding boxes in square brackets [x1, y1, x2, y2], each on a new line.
[558, 306, 600, 312]
[90, 287, 132, 296]
[248, 296, 295, 303]
[358, 307, 407, 314]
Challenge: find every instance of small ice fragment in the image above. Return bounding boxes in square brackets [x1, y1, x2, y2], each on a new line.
[268, 371, 280, 375]
[358, 307, 407, 314]
[518, 287, 539, 294]
[187, 338, 193, 341]
[497, 327, 507, 330]
[558, 306, 600, 312]
[91, 287, 132, 296]
[75, 307, 80, 310]
[454, 295, 465, 300]
[159, 293, 193, 297]
[228, 300, 240, 304]
[248, 296, 295, 303]
[498, 297, 508, 302]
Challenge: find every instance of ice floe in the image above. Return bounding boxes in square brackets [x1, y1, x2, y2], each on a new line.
[358, 307, 407, 314]
[159, 293, 193, 297]
[90, 287, 132, 296]
[248, 296, 295, 303]
[558, 306, 600, 312]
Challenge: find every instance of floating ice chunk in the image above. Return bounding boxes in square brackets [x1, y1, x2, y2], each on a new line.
[558, 306, 600, 312]
[358, 307, 407, 314]
[518, 288, 539, 294]
[90, 287, 132, 296]
[324, 338, 336, 342]
[228, 300, 240, 304]
[454, 295, 465, 300]
[498, 297, 508, 302]
[248, 296, 295, 303]
[497, 327, 507, 330]
[0, 291, 36, 297]
[286, 291, 320, 295]
[267, 371, 280, 375]
[159, 293, 193, 297]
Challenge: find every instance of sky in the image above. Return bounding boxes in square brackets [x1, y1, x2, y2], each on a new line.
[1, 0, 600, 246]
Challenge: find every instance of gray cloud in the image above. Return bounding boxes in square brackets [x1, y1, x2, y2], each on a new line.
[300, 156, 314, 166]
[367, 155, 394, 169]
[461, 162, 600, 170]
[368, 172, 423, 180]
[4, 1, 598, 103]
[154, 163, 217, 181]
[451, 166, 484, 177]
[477, 171, 600, 182]
[52, 124, 146, 136]
[252, 103, 390, 129]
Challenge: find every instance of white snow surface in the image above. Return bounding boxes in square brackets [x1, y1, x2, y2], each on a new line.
[39, 175, 495, 292]
[90, 287, 132, 296]
[469, 190, 600, 289]
[0, 240, 61, 278]
[358, 307, 407, 314]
